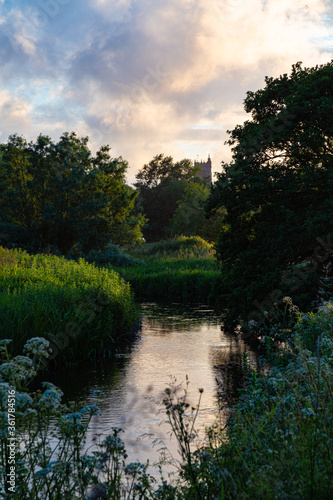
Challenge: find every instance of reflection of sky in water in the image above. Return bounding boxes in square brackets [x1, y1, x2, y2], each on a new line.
[51, 303, 259, 475]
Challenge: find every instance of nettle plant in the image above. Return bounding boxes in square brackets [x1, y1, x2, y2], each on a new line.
[0, 338, 157, 499]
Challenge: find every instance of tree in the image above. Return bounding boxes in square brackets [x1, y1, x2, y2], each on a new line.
[135, 154, 200, 240]
[171, 180, 226, 242]
[0, 132, 145, 254]
[207, 61, 333, 326]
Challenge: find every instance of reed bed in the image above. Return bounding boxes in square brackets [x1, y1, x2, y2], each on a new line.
[0, 247, 138, 365]
[114, 237, 221, 304]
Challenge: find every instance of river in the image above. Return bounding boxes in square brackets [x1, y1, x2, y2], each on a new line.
[51, 302, 259, 475]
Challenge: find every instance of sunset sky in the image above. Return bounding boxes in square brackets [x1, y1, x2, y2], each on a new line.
[1, 0, 332, 183]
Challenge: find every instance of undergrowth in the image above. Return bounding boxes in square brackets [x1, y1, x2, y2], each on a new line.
[126, 236, 213, 258]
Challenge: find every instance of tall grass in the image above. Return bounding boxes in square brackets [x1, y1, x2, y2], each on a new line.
[0, 247, 138, 364]
[115, 236, 222, 304]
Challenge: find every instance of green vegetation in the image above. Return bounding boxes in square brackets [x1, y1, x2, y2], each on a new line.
[135, 154, 218, 241]
[171, 181, 226, 242]
[131, 235, 212, 255]
[1, 60, 333, 497]
[115, 236, 221, 303]
[0, 132, 145, 255]
[207, 61, 333, 327]
[0, 247, 138, 364]
[170, 301, 333, 499]
[68, 243, 144, 267]
[1, 301, 332, 498]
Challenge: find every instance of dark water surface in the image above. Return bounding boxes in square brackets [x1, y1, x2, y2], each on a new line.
[50, 303, 259, 472]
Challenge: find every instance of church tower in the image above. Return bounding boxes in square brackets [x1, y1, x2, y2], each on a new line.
[194, 154, 212, 183]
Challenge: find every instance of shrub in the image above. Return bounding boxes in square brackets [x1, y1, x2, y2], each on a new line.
[85, 245, 143, 267]
[68, 243, 144, 267]
[133, 236, 213, 257]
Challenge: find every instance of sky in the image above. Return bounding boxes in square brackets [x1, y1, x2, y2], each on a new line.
[0, 0, 333, 184]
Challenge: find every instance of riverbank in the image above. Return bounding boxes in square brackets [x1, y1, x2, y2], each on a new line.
[1, 241, 332, 498]
[113, 236, 222, 304]
[1, 300, 331, 498]
[170, 300, 333, 498]
[0, 246, 138, 365]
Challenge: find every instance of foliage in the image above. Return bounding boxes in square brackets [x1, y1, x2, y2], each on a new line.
[0, 247, 138, 364]
[168, 301, 333, 499]
[135, 154, 200, 190]
[0, 132, 145, 255]
[68, 243, 144, 267]
[171, 181, 226, 242]
[0, 339, 157, 499]
[131, 235, 213, 256]
[207, 61, 333, 325]
[135, 154, 201, 241]
[114, 237, 221, 304]
[296, 300, 333, 353]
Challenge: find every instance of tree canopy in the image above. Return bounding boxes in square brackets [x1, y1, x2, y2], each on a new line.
[207, 61, 333, 327]
[171, 180, 226, 242]
[134, 154, 201, 240]
[0, 132, 145, 254]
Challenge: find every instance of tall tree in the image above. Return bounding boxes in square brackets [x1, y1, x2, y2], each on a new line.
[207, 62, 333, 325]
[135, 154, 200, 240]
[0, 132, 145, 254]
[171, 180, 226, 242]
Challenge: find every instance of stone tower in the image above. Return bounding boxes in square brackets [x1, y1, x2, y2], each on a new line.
[194, 155, 212, 183]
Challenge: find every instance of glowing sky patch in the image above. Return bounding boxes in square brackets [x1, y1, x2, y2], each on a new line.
[0, 0, 332, 183]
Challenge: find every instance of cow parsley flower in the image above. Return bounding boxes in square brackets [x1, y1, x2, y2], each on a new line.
[24, 337, 51, 359]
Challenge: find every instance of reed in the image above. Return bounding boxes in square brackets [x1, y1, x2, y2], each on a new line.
[0, 247, 138, 365]
[114, 236, 221, 304]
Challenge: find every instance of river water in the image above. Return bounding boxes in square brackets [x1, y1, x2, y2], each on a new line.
[52, 303, 259, 474]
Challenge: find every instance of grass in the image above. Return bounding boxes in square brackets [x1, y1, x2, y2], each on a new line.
[114, 236, 222, 304]
[0, 246, 138, 365]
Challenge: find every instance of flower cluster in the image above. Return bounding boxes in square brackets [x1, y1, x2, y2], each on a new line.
[23, 337, 51, 359]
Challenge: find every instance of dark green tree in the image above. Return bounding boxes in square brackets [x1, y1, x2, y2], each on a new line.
[0, 132, 145, 254]
[207, 61, 333, 327]
[171, 180, 226, 242]
[135, 154, 200, 240]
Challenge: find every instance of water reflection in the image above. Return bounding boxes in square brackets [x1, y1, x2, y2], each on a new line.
[49, 303, 259, 471]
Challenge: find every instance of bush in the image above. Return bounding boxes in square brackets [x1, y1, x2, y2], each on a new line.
[114, 238, 220, 304]
[135, 236, 213, 257]
[173, 302, 333, 499]
[74, 244, 144, 267]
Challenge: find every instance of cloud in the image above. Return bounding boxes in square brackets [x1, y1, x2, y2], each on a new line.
[0, 0, 332, 183]
[0, 90, 32, 140]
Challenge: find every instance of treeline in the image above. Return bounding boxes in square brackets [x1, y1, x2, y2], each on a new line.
[134, 153, 226, 242]
[0, 134, 223, 258]
[0, 133, 145, 254]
